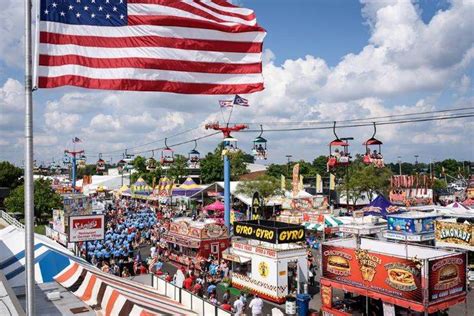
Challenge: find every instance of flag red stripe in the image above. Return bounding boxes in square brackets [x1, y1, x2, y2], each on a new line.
[39, 55, 262, 74]
[127, 15, 265, 33]
[38, 75, 264, 94]
[40, 32, 262, 53]
[191, 1, 256, 21]
[212, 0, 239, 8]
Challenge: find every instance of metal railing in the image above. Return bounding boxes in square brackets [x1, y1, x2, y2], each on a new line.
[0, 210, 25, 229]
[151, 274, 232, 316]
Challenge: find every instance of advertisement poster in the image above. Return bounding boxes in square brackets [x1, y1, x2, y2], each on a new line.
[69, 214, 105, 242]
[428, 253, 467, 303]
[52, 209, 65, 233]
[321, 245, 423, 303]
[435, 220, 473, 250]
[387, 216, 436, 234]
[234, 220, 305, 244]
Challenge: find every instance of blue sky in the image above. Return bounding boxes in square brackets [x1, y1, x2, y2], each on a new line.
[0, 0, 472, 166]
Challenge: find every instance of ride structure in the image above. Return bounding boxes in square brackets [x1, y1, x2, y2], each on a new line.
[146, 150, 157, 171]
[252, 125, 267, 160]
[205, 122, 248, 231]
[188, 140, 200, 169]
[363, 122, 384, 168]
[161, 138, 174, 165]
[327, 122, 351, 170]
[96, 153, 106, 174]
[64, 147, 85, 192]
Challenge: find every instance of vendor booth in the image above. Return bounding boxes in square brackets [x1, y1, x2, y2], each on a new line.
[229, 220, 308, 303]
[320, 238, 467, 315]
[361, 195, 404, 218]
[339, 213, 387, 238]
[162, 218, 229, 267]
[383, 211, 441, 243]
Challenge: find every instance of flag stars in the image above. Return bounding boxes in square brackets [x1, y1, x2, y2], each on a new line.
[60, 11, 65, 16]
[76, 12, 81, 18]
[68, 5, 74, 10]
[52, 2, 57, 8]
[106, 13, 111, 19]
[91, 0, 96, 3]
[84, 6, 89, 11]
[44, 9, 49, 14]
[98, 6, 103, 11]
[120, 14, 124, 19]
[113, 6, 117, 11]
[91, 13, 96, 18]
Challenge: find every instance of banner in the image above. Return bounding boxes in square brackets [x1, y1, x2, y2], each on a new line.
[69, 214, 105, 242]
[316, 174, 322, 193]
[281, 175, 286, 191]
[435, 220, 474, 251]
[329, 174, 335, 190]
[321, 245, 423, 303]
[292, 164, 300, 197]
[251, 192, 262, 220]
[428, 253, 467, 303]
[321, 284, 332, 308]
[234, 220, 305, 244]
[299, 175, 304, 191]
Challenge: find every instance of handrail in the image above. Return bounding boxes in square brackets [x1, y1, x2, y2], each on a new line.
[0, 210, 25, 229]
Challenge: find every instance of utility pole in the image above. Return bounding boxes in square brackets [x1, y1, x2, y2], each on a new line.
[205, 122, 247, 232]
[398, 156, 402, 175]
[286, 155, 292, 177]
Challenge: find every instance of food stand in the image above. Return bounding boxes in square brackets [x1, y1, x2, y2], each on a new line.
[383, 212, 440, 243]
[320, 238, 467, 315]
[227, 220, 308, 303]
[339, 212, 387, 238]
[163, 218, 229, 267]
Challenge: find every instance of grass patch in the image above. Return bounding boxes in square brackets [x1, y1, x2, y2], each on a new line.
[34, 224, 47, 235]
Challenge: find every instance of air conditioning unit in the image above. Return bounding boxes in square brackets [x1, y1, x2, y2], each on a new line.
[46, 291, 61, 301]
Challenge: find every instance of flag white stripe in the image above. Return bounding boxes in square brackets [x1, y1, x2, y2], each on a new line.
[74, 272, 92, 298]
[129, 4, 239, 26]
[203, 1, 254, 16]
[84, 279, 103, 306]
[39, 44, 262, 63]
[110, 293, 127, 315]
[61, 266, 84, 288]
[40, 22, 265, 42]
[38, 65, 263, 84]
[185, 2, 257, 25]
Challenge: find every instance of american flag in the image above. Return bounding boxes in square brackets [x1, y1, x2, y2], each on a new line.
[38, 0, 266, 94]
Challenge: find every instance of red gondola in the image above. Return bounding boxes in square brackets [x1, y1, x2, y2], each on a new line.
[363, 122, 384, 168]
[327, 122, 351, 170]
[96, 153, 106, 173]
[161, 138, 174, 164]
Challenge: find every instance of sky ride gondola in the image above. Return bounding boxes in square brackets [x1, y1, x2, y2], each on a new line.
[96, 153, 106, 174]
[146, 150, 157, 171]
[252, 125, 267, 160]
[363, 122, 384, 168]
[77, 153, 87, 169]
[161, 138, 174, 165]
[62, 152, 71, 165]
[222, 135, 239, 155]
[188, 140, 200, 169]
[327, 122, 351, 170]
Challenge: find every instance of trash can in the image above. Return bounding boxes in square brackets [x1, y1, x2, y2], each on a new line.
[297, 293, 311, 316]
[285, 295, 297, 315]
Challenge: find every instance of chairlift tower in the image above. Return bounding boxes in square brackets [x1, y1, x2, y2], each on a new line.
[205, 122, 247, 232]
[64, 149, 85, 192]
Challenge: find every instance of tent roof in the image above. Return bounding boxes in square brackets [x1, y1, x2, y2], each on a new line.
[362, 195, 404, 218]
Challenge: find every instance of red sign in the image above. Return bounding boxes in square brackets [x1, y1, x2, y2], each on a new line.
[428, 253, 467, 302]
[321, 284, 332, 308]
[69, 214, 105, 242]
[322, 245, 423, 303]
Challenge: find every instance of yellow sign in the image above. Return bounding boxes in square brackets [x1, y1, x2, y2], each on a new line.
[435, 220, 473, 249]
[258, 261, 269, 278]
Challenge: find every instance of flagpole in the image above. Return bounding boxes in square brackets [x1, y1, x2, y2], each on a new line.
[24, 0, 35, 314]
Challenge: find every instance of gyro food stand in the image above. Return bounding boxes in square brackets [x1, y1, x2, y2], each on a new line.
[228, 220, 308, 303]
[163, 218, 229, 267]
[320, 238, 467, 315]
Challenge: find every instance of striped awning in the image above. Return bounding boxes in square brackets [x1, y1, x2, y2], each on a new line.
[55, 262, 195, 315]
[302, 215, 343, 231]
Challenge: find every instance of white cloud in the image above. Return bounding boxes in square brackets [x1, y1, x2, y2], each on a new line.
[44, 111, 81, 133]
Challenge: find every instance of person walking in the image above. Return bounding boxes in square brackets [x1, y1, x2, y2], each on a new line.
[249, 295, 263, 316]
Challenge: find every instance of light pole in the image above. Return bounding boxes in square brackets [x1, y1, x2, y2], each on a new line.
[205, 123, 248, 232]
[414, 155, 419, 173]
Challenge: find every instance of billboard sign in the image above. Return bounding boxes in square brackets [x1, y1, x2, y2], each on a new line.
[428, 253, 467, 303]
[233, 220, 305, 244]
[321, 245, 423, 303]
[435, 220, 474, 251]
[68, 214, 105, 242]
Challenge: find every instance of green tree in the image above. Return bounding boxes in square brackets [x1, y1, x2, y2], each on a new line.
[200, 145, 249, 183]
[266, 163, 288, 178]
[76, 164, 97, 179]
[235, 175, 283, 206]
[130, 155, 162, 185]
[432, 178, 447, 191]
[0, 161, 23, 189]
[312, 155, 329, 177]
[5, 178, 62, 223]
[168, 154, 188, 182]
[338, 162, 392, 208]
